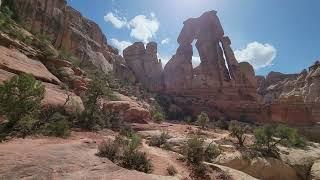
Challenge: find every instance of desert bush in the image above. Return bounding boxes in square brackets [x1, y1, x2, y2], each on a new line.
[185, 116, 193, 125]
[79, 75, 112, 130]
[229, 121, 248, 147]
[196, 112, 210, 129]
[97, 139, 120, 162]
[153, 111, 165, 123]
[215, 119, 229, 130]
[167, 165, 177, 176]
[148, 131, 170, 148]
[190, 163, 209, 179]
[97, 133, 152, 173]
[40, 112, 70, 138]
[204, 142, 221, 163]
[254, 125, 306, 157]
[0, 74, 45, 138]
[183, 136, 220, 165]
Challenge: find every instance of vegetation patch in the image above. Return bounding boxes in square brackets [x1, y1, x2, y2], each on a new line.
[97, 134, 153, 173]
[253, 124, 306, 158]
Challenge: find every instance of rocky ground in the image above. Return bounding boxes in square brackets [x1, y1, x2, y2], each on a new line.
[1, 123, 320, 180]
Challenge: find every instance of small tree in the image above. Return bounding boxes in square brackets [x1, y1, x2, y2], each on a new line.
[196, 112, 210, 129]
[79, 74, 112, 130]
[229, 121, 248, 147]
[254, 125, 306, 158]
[152, 111, 165, 124]
[0, 74, 45, 136]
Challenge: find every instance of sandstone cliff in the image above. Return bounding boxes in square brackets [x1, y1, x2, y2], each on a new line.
[259, 61, 320, 125]
[12, 0, 119, 73]
[122, 11, 263, 121]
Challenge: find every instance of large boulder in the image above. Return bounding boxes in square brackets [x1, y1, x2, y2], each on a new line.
[0, 46, 60, 84]
[103, 93, 151, 124]
[0, 47, 84, 114]
[311, 160, 320, 180]
[215, 151, 299, 180]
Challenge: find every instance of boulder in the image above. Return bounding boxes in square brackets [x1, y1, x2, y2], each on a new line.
[103, 101, 151, 124]
[215, 151, 299, 180]
[0, 65, 84, 114]
[0, 46, 60, 84]
[311, 160, 320, 180]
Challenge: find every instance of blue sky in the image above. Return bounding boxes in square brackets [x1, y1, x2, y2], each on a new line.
[67, 0, 320, 76]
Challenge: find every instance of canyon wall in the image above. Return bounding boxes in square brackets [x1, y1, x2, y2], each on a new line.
[12, 0, 119, 73]
[259, 62, 320, 125]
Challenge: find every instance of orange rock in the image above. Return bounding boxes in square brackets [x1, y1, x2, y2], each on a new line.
[0, 46, 61, 85]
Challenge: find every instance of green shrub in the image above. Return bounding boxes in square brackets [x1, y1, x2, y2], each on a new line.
[204, 142, 221, 163]
[0, 74, 45, 138]
[121, 149, 153, 173]
[254, 125, 306, 157]
[153, 111, 165, 123]
[148, 131, 170, 148]
[40, 112, 70, 138]
[183, 136, 220, 165]
[97, 139, 119, 162]
[196, 112, 210, 129]
[97, 133, 152, 173]
[185, 116, 193, 125]
[79, 75, 112, 130]
[190, 163, 208, 179]
[167, 165, 177, 176]
[183, 136, 205, 165]
[215, 119, 229, 130]
[229, 121, 248, 147]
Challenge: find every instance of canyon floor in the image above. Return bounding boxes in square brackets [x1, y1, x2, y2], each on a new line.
[1, 122, 320, 180]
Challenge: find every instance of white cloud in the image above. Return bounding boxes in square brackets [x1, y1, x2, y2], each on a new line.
[234, 42, 277, 69]
[192, 56, 201, 67]
[161, 38, 170, 45]
[104, 12, 160, 43]
[129, 13, 160, 43]
[104, 12, 128, 29]
[110, 38, 132, 55]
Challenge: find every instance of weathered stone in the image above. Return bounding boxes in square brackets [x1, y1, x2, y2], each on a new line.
[123, 42, 163, 91]
[103, 101, 151, 124]
[162, 11, 261, 121]
[0, 46, 60, 84]
[260, 61, 320, 125]
[0, 68, 84, 114]
[12, 0, 115, 73]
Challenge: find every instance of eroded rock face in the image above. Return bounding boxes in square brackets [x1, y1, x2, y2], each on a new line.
[103, 93, 151, 124]
[0, 46, 60, 84]
[162, 11, 262, 120]
[0, 47, 84, 114]
[123, 42, 163, 91]
[260, 61, 320, 125]
[12, 0, 115, 73]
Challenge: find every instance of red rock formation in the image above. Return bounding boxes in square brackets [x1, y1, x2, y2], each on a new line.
[12, 0, 116, 73]
[123, 42, 163, 91]
[260, 61, 320, 125]
[162, 11, 262, 120]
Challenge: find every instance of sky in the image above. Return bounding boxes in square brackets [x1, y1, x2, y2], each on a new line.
[67, 0, 320, 76]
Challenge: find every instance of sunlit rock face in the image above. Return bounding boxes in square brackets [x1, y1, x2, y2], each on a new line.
[161, 11, 263, 121]
[123, 42, 163, 92]
[260, 61, 320, 125]
[12, 0, 117, 73]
